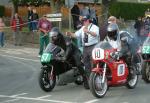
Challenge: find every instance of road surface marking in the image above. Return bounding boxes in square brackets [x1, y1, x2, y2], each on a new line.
[36, 95, 52, 99]
[84, 99, 99, 103]
[0, 54, 39, 62]
[0, 95, 73, 103]
[10, 93, 28, 97]
[0, 98, 20, 103]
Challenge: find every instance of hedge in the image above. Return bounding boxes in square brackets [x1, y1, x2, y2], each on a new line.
[0, 5, 5, 17]
[109, 2, 150, 20]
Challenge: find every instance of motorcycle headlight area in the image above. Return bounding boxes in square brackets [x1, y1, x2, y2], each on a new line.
[92, 48, 105, 60]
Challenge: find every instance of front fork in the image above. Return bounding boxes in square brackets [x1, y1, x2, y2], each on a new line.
[102, 63, 107, 83]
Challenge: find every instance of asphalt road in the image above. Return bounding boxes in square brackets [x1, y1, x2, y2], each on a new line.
[0, 45, 150, 103]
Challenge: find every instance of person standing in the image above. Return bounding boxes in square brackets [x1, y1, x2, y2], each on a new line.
[0, 18, 5, 47]
[71, 2, 80, 30]
[80, 4, 90, 17]
[38, 15, 52, 57]
[134, 17, 142, 37]
[31, 9, 39, 44]
[89, 4, 97, 25]
[66, 15, 100, 88]
[11, 13, 23, 46]
[27, 6, 33, 32]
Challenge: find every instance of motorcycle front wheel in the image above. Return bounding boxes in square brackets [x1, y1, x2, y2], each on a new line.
[142, 62, 150, 83]
[126, 67, 138, 89]
[39, 68, 56, 92]
[89, 72, 108, 98]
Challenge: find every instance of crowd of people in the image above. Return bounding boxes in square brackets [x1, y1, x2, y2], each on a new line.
[71, 2, 98, 30]
[134, 8, 150, 38]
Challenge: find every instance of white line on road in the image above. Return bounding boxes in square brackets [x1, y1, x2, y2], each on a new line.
[84, 99, 99, 103]
[0, 98, 20, 103]
[0, 95, 73, 103]
[0, 54, 39, 62]
[10, 93, 28, 97]
[36, 95, 52, 99]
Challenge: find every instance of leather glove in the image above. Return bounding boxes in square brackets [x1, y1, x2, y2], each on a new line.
[110, 52, 120, 60]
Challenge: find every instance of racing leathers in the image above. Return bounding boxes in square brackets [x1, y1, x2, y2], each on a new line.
[105, 31, 141, 74]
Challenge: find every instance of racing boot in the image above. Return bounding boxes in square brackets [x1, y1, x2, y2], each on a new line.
[83, 75, 89, 89]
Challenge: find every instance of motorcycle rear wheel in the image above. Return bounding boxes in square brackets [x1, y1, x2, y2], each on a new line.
[89, 72, 108, 98]
[142, 62, 150, 83]
[39, 69, 56, 92]
[126, 67, 138, 89]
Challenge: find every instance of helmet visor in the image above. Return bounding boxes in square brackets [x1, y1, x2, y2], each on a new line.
[50, 31, 58, 37]
[107, 30, 117, 40]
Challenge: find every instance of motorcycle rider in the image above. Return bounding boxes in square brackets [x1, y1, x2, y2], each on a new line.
[106, 23, 141, 74]
[49, 27, 88, 85]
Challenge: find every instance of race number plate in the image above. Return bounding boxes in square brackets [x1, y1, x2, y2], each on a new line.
[117, 64, 125, 76]
[41, 53, 52, 63]
[142, 46, 150, 54]
[92, 48, 104, 60]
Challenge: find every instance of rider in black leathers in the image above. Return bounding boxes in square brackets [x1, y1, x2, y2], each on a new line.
[49, 27, 88, 83]
[106, 23, 141, 74]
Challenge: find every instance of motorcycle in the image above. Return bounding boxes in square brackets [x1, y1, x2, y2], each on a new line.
[89, 41, 139, 98]
[39, 41, 83, 92]
[140, 33, 150, 83]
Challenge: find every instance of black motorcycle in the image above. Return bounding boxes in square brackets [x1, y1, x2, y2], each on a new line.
[141, 35, 150, 83]
[39, 42, 83, 92]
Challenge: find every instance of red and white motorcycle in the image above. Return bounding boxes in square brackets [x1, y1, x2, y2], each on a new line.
[89, 41, 139, 98]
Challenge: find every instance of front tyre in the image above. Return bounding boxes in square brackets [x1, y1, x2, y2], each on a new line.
[142, 62, 150, 83]
[39, 69, 56, 92]
[126, 67, 138, 89]
[89, 72, 108, 98]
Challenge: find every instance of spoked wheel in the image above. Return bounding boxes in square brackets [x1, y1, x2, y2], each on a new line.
[142, 62, 150, 83]
[89, 72, 108, 98]
[126, 67, 138, 89]
[39, 69, 56, 92]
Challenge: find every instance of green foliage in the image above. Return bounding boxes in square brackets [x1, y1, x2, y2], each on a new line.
[109, 2, 150, 20]
[0, 5, 5, 17]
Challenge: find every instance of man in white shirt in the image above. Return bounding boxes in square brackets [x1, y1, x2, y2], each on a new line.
[67, 15, 100, 89]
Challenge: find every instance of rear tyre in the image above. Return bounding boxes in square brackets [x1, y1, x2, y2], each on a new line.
[39, 68, 56, 92]
[142, 62, 150, 83]
[89, 72, 108, 98]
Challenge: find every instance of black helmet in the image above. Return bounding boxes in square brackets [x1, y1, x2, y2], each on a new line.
[50, 27, 60, 43]
[107, 23, 119, 40]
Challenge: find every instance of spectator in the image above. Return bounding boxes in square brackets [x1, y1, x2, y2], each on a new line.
[0, 17, 5, 47]
[66, 15, 100, 89]
[80, 4, 90, 17]
[27, 6, 33, 31]
[71, 2, 80, 30]
[89, 4, 97, 25]
[11, 13, 23, 46]
[31, 9, 39, 44]
[31, 8, 39, 32]
[38, 15, 52, 57]
[134, 17, 142, 37]
[108, 16, 117, 24]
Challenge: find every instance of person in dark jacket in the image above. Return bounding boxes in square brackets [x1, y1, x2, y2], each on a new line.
[134, 17, 142, 37]
[31, 9, 39, 32]
[71, 2, 80, 30]
[27, 6, 33, 31]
